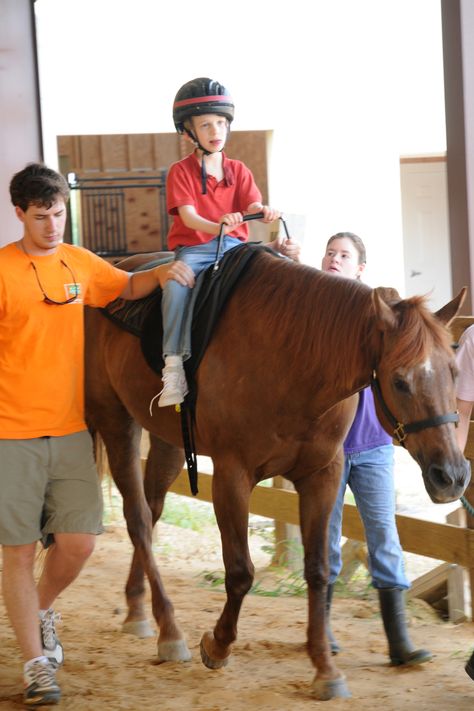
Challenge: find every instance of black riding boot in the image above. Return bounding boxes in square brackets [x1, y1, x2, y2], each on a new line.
[378, 587, 432, 666]
[465, 650, 474, 680]
[326, 584, 341, 655]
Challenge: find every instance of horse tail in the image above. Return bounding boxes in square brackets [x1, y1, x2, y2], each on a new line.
[90, 427, 110, 481]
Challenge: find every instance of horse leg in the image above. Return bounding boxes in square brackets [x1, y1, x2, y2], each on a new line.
[200, 462, 254, 668]
[294, 460, 351, 700]
[141, 433, 190, 660]
[120, 433, 184, 640]
[99, 414, 191, 661]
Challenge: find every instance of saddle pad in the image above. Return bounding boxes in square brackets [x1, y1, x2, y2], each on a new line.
[102, 243, 276, 380]
[142, 243, 273, 378]
[101, 255, 173, 338]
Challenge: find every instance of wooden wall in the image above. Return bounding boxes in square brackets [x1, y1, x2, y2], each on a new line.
[57, 131, 270, 255]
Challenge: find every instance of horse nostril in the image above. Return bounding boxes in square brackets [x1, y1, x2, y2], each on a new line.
[427, 464, 452, 491]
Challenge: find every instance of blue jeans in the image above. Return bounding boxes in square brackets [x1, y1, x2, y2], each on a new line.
[327, 444, 409, 589]
[161, 235, 242, 359]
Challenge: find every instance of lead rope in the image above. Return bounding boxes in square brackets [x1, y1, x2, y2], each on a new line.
[460, 495, 474, 517]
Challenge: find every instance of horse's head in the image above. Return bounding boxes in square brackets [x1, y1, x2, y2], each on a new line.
[371, 286, 471, 504]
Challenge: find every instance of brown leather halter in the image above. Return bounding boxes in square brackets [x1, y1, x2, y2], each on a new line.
[370, 371, 459, 446]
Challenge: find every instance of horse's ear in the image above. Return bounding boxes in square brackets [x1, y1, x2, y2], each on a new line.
[372, 287, 400, 332]
[434, 287, 468, 326]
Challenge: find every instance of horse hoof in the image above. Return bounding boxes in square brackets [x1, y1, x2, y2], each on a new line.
[122, 619, 156, 638]
[158, 639, 192, 662]
[200, 632, 230, 669]
[311, 676, 351, 700]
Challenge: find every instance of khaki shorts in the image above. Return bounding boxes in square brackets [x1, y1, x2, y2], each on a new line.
[0, 431, 103, 546]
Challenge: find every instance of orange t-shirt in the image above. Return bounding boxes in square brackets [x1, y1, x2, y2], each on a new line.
[0, 242, 130, 438]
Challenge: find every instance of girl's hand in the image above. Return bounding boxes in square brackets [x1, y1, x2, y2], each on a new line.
[279, 238, 301, 262]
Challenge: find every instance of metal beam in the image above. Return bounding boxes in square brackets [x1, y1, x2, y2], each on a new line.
[442, 0, 474, 312]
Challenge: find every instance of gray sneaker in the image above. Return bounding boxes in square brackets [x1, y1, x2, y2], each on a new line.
[24, 660, 61, 707]
[40, 609, 64, 669]
[158, 363, 188, 407]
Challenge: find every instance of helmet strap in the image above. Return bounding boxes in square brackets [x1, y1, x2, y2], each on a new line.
[184, 123, 229, 195]
[200, 155, 208, 195]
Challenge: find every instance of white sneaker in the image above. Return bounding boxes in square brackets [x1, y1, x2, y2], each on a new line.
[158, 363, 188, 407]
[24, 660, 61, 706]
[39, 609, 64, 669]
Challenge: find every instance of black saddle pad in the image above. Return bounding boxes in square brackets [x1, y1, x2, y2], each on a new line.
[102, 243, 275, 380]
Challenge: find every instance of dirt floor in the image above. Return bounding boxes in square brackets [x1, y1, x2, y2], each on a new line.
[0, 518, 473, 711]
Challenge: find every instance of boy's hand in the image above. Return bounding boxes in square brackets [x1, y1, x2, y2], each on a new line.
[247, 202, 281, 222]
[246, 203, 280, 223]
[221, 212, 243, 229]
[260, 205, 281, 223]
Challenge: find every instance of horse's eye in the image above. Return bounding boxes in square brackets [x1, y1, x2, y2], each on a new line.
[393, 378, 410, 393]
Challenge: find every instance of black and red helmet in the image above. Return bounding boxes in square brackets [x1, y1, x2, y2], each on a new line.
[173, 77, 234, 133]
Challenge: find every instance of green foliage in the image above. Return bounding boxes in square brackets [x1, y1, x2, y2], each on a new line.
[450, 646, 474, 660]
[101, 480, 124, 524]
[197, 565, 307, 597]
[333, 571, 373, 599]
[160, 493, 217, 530]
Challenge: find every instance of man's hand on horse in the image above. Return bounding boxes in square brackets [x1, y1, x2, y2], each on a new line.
[155, 261, 195, 289]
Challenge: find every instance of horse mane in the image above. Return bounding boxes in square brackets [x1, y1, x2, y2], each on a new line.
[236, 251, 453, 379]
[383, 294, 453, 370]
[236, 252, 374, 380]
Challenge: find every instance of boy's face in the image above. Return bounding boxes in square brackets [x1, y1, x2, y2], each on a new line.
[189, 113, 229, 153]
[15, 197, 68, 256]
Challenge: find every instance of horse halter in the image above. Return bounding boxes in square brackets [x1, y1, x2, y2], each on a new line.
[370, 371, 459, 446]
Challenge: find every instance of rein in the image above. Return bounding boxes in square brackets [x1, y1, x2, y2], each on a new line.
[370, 371, 459, 446]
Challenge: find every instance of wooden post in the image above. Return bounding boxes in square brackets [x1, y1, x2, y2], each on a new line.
[272, 476, 302, 571]
[446, 508, 468, 622]
[339, 540, 368, 584]
[461, 478, 474, 620]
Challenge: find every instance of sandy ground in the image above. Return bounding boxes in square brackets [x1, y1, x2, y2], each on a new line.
[0, 513, 473, 711]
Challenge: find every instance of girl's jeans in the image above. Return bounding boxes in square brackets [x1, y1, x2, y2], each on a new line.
[327, 444, 409, 589]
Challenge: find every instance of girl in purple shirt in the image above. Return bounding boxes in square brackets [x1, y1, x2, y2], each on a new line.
[323, 232, 431, 666]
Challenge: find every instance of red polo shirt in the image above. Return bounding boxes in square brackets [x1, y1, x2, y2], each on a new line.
[166, 152, 262, 250]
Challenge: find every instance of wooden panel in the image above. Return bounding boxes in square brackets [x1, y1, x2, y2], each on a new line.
[400, 155, 447, 164]
[78, 136, 101, 173]
[451, 315, 474, 343]
[57, 136, 78, 171]
[226, 130, 270, 204]
[125, 184, 164, 252]
[127, 134, 154, 171]
[165, 468, 474, 567]
[100, 135, 128, 172]
[153, 134, 181, 168]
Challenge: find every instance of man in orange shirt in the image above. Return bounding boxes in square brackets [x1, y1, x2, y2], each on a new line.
[1, 163, 194, 706]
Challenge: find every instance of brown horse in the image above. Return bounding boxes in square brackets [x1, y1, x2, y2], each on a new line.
[85, 249, 470, 700]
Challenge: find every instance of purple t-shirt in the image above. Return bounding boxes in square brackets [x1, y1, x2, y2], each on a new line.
[343, 387, 392, 454]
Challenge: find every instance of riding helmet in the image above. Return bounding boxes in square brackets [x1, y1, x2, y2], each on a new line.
[173, 77, 234, 133]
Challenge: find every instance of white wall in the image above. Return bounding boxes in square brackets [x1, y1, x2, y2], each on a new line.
[34, 0, 446, 294]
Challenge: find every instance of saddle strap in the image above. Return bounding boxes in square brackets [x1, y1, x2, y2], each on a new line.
[180, 401, 199, 495]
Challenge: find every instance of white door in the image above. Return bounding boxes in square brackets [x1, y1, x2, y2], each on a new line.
[400, 159, 451, 311]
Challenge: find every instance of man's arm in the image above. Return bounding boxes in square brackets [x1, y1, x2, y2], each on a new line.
[119, 261, 195, 300]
